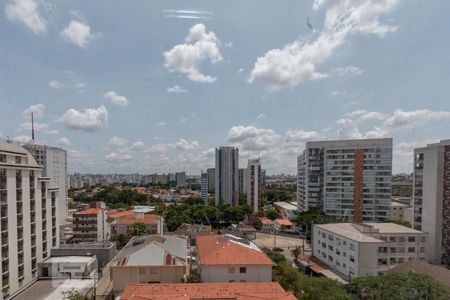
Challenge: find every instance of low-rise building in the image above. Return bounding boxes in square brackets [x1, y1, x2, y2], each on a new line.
[110, 235, 188, 294]
[259, 217, 273, 232]
[175, 223, 210, 246]
[273, 201, 298, 220]
[50, 242, 116, 270]
[274, 219, 293, 231]
[120, 282, 296, 300]
[390, 201, 410, 222]
[73, 202, 109, 243]
[38, 256, 97, 279]
[196, 234, 274, 283]
[110, 211, 163, 238]
[312, 223, 427, 278]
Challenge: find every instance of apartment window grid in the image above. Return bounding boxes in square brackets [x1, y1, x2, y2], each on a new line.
[0, 168, 8, 298]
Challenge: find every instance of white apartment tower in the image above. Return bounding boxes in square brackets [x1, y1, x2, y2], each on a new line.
[201, 172, 208, 204]
[247, 159, 263, 212]
[413, 140, 450, 265]
[239, 168, 247, 195]
[297, 138, 392, 222]
[215, 147, 239, 206]
[0, 143, 59, 299]
[24, 143, 68, 224]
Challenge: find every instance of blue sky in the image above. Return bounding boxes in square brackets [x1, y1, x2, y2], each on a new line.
[1, 0, 450, 174]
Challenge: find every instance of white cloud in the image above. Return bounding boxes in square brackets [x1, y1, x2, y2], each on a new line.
[57, 137, 72, 147]
[107, 136, 127, 146]
[336, 118, 362, 139]
[23, 103, 45, 118]
[164, 23, 222, 82]
[147, 143, 173, 153]
[330, 90, 346, 96]
[103, 91, 129, 106]
[249, 0, 398, 90]
[175, 139, 199, 151]
[285, 129, 320, 143]
[228, 125, 280, 151]
[5, 0, 46, 34]
[157, 122, 166, 126]
[256, 113, 266, 120]
[167, 85, 188, 93]
[13, 135, 32, 144]
[49, 80, 61, 89]
[60, 20, 92, 48]
[331, 66, 364, 77]
[18, 121, 49, 132]
[345, 110, 386, 122]
[383, 109, 450, 131]
[105, 141, 144, 163]
[57, 105, 108, 132]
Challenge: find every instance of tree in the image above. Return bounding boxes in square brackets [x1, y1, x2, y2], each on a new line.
[351, 272, 450, 300]
[294, 209, 338, 241]
[111, 234, 126, 248]
[62, 289, 93, 300]
[264, 209, 280, 220]
[132, 222, 149, 236]
[291, 245, 301, 261]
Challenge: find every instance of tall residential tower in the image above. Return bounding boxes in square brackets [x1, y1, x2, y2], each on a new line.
[297, 138, 392, 222]
[215, 147, 239, 206]
[247, 159, 264, 212]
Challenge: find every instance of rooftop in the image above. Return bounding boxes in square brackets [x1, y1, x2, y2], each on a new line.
[197, 234, 274, 266]
[120, 282, 297, 300]
[44, 256, 96, 264]
[113, 214, 161, 225]
[109, 210, 135, 219]
[276, 219, 293, 226]
[315, 223, 424, 243]
[75, 208, 105, 215]
[260, 217, 273, 225]
[14, 278, 94, 300]
[112, 235, 187, 267]
[274, 201, 297, 211]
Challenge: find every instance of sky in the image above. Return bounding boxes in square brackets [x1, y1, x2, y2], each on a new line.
[1, 0, 450, 175]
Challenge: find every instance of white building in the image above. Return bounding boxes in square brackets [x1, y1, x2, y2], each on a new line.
[38, 255, 97, 279]
[390, 201, 411, 222]
[72, 202, 109, 243]
[297, 138, 393, 222]
[413, 139, 450, 265]
[246, 159, 263, 212]
[24, 144, 68, 224]
[312, 223, 427, 278]
[215, 147, 239, 207]
[196, 234, 273, 283]
[200, 172, 208, 204]
[0, 143, 59, 299]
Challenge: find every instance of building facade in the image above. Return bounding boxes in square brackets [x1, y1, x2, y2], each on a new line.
[413, 140, 450, 265]
[239, 168, 247, 195]
[207, 168, 215, 193]
[24, 144, 68, 224]
[175, 172, 186, 187]
[72, 202, 109, 243]
[215, 147, 239, 206]
[246, 159, 263, 212]
[313, 223, 427, 278]
[297, 138, 392, 222]
[0, 143, 59, 299]
[200, 172, 208, 204]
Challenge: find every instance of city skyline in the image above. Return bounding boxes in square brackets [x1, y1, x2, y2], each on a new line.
[2, 0, 450, 175]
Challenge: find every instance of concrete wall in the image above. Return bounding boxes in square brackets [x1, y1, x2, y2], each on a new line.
[199, 265, 272, 283]
[50, 244, 116, 270]
[111, 265, 185, 293]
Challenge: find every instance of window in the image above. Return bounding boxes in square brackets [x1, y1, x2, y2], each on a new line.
[328, 245, 333, 251]
[228, 267, 235, 273]
[408, 247, 415, 253]
[15, 157, 21, 164]
[398, 236, 405, 243]
[350, 255, 355, 263]
[389, 236, 396, 242]
[420, 236, 426, 243]
[349, 244, 355, 251]
[139, 267, 146, 274]
[229, 280, 235, 283]
[239, 267, 247, 273]
[0, 155, 5, 163]
[408, 236, 416, 243]
[150, 268, 158, 274]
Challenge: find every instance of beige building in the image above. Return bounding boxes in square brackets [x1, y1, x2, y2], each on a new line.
[110, 211, 163, 238]
[110, 235, 188, 295]
[72, 202, 109, 243]
[313, 223, 427, 279]
[390, 201, 411, 222]
[196, 234, 273, 283]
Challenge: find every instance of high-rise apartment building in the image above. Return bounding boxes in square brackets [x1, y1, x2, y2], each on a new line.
[0, 143, 59, 299]
[176, 172, 186, 187]
[206, 168, 215, 193]
[215, 147, 239, 206]
[247, 159, 264, 212]
[239, 168, 247, 195]
[201, 172, 208, 204]
[413, 140, 450, 265]
[24, 143, 68, 223]
[297, 138, 392, 222]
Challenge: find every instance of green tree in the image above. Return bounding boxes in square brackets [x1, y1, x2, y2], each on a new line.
[294, 209, 338, 241]
[62, 289, 93, 300]
[111, 234, 127, 248]
[132, 222, 149, 236]
[351, 272, 450, 300]
[291, 245, 301, 261]
[264, 209, 280, 220]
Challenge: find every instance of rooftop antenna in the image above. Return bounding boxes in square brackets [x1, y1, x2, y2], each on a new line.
[31, 112, 35, 142]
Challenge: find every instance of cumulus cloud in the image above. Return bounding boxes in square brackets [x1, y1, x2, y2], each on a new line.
[256, 113, 266, 120]
[23, 103, 45, 118]
[105, 141, 144, 163]
[57, 137, 72, 147]
[5, 0, 46, 34]
[13, 135, 32, 144]
[175, 139, 199, 151]
[107, 136, 127, 146]
[331, 66, 364, 77]
[57, 105, 108, 132]
[167, 85, 188, 93]
[103, 91, 129, 106]
[157, 122, 166, 126]
[285, 129, 320, 143]
[248, 0, 398, 90]
[228, 126, 280, 151]
[336, 118, 362, 139]
[60, 20, 93, 48]
[164, 23, 222, 82]
[49, 80, 61, 89]
[345, 110, 386, 122]
[383, 109, 450, 131]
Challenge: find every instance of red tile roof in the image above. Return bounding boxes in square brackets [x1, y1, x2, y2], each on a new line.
[260, 217, 273, 225]
[75, 208, 104, 215]
[276, 219, 293, 226]
[109, 210, 135, 219]
[121, 283, 297, 300]
[114, 214, 161, 225]
[197, 235, 274, 266]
